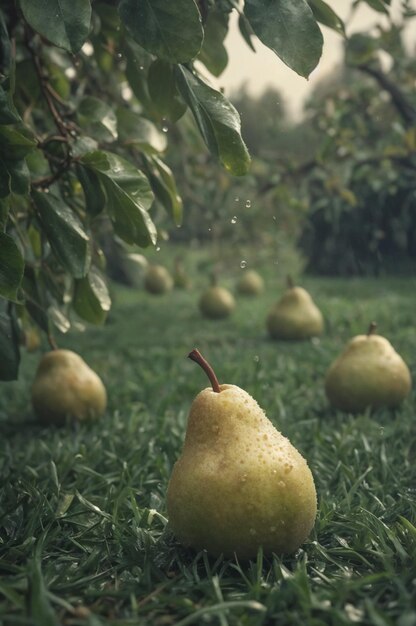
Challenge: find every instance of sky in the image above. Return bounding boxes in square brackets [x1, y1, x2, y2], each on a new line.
[219, 0, 412, 120]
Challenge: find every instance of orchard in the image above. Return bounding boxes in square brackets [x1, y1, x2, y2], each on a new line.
[0, 1, 415, 625]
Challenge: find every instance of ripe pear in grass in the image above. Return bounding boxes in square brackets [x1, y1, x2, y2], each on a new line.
[199, 274, 235, 320]
[167, 349, 317, 559]
[267, 276, 323, 340]
[325, 322, 412, 413]
[144, 264, 173, 295]
[31, 349, 107, 424]
[237, 270, 264, 296]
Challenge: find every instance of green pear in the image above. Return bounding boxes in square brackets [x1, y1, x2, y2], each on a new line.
[199, 275, 235, 320]
[173, 257, 192, 290]
[167, 349, 317, 558]
[144, 264, 173, 295]
[267, 277, 323, 340]
[31, 349, 107, 424]
[237, 270, 264, 296]
[325, 322, 412, 412]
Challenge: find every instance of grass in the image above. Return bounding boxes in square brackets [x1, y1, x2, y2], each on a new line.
[0, 254, 415, 626]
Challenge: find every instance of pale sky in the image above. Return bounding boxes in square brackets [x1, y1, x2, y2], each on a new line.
[219, 0, 414, 119]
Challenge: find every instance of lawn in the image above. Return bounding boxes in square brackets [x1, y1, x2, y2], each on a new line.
[1, 258, 415, 626]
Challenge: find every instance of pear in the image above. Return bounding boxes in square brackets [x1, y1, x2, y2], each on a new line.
[31, 349, 107, 424]
[199, 275, 235, 320]
[267, 277, 323, 340]
[167, 349, 317, 558]
[144, 264, 173, 295]
[325, 322, 412, 413]
[173, 256, 192, 290]
[236, 270, 264, 296]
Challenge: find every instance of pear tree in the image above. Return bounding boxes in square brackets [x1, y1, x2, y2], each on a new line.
[0, 0, 384, 380]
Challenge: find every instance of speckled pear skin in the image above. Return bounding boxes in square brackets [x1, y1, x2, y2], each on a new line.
[31, 350, 107, 424]
[167, 384, 317, 558]
[267, 287, 324, 340]
[237, 270, 264, 296]
[199, 287, 235, 320]
[144, 265, 173, 294]
[325, 334, 412, 413]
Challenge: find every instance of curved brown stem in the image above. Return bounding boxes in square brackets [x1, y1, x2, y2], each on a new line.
[286, 275, 295, 288]
[188, 349, 220, 393]
[367, 321, 377, 336]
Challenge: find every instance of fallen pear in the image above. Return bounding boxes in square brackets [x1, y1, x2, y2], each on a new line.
[144, 264, 173, 295]
[325, 322, 412, 412]
[167, 349, 317, 558]
[31, 349, 107, 424]
[199, 274, 235, 320]
[237, 269, 264, 296]
[267, 276, 323, 340]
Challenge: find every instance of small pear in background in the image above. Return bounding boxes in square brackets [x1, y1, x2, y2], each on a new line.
[236, 269, 264, 296]
[144, 264, 173, 295]
[167, 349, 317, 559]
[267, 276, 324, 340]
[31, 349, 107, 424]
[199, 273, 235, 320]
[325, 322, 412, 413]
[173, 256, 192, 290]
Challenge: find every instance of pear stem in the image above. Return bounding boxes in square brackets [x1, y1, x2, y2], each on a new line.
[188, 349, 221, 393]
[286, 274, 294, 288]
[367, 321, 377, 336]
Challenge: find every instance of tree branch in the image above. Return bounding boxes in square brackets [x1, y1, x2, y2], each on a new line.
[357, 63, 416, 127]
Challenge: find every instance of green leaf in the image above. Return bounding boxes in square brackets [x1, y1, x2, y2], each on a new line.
[308, 0, 345, 35]
[0, 157, 30, 197]
[81, 151, 157, 247]
[0, 125, 36, 159]
[0, 300, 20, 381]
[74, 268, 111, 324]
[0, 85, 20, 125]
[238, 14, 256, 52]
[244, 0, 323, 78]
[147, 60, 187, 121]
[0, 8, 12, 79]
[19, 0, 92, 54]
[0, 197, 8, 229]
[124, 41, 154, 111]
[198, 10, 229, 77]
[116, 108, 167, 153]
[78, 96, 118, 143]
[22, 267, 49, 333]
[32, 190, 91, 278]
[119, 0, 203, 63]
[76, 164, 106, 217]
[143, 155, 183, 226]
[363, 0, 390, 14]
[0, 233, 24, 301]
[176, 66, 250, 176]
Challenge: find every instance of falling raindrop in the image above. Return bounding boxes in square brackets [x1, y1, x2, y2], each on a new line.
[234, 197, 240, 203]
[162, 123, 169, 133]
[231, 216, 238, 224]
[156, 246, 161, 252]
[117, 52, 123, 59]
[245, 199, 251, 208]
[272, 216, 277, 221]
[240, 260, 247, 269]
[253, 355, 260, 363]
